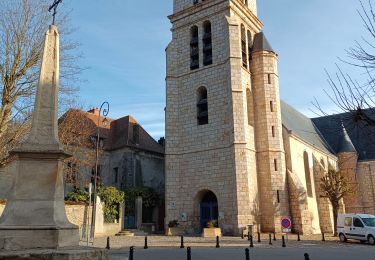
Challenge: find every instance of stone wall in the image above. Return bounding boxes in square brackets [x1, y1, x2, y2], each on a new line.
[283, 132, 336, 234]
[0, 202, 121, 239]
[357, 161, 375, 215]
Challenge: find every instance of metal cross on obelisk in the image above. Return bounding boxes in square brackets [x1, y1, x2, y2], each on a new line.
[48, 0, 63, 25]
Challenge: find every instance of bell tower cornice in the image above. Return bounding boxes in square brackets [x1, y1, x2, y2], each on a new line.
[169, 0, 262, 31]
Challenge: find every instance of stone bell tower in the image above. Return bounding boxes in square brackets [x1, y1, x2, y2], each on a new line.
[165, 0, 278, 235]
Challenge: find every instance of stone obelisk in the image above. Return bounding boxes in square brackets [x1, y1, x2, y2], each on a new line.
[0, 25, 79, 251]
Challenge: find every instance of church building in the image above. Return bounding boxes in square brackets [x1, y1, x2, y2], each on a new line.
[165, 0, 375, 235]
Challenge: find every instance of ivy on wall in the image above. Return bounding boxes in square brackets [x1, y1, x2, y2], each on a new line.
[98, 186, 125, 223]
[124, 187, 160, 215]
[65, 186, 125, 223]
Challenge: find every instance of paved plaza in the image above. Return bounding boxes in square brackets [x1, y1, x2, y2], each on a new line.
[85, 234, 374, 260]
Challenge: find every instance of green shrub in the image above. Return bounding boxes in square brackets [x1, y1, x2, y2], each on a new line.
[65, 189, 89, 203]
[124, 187, 160, 216]
[168, 220, 179, 228]
[98, 186, 125, 223]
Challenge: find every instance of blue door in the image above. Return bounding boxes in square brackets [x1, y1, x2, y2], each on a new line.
[200, 191, 218, 229]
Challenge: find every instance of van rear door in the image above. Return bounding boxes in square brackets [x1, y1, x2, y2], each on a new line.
[344, 217, 353, 238]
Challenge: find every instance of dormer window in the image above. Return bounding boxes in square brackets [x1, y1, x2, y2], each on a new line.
[133, 125, 140, 144]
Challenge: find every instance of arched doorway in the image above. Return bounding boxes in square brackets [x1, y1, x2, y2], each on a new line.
[199, 191, 218, 229]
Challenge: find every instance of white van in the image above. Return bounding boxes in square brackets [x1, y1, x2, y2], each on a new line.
[337, 214, 375, 245]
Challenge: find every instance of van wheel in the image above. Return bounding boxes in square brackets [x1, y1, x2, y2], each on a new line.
[368, 235, 375, 245]
[339, 233, 347, 242]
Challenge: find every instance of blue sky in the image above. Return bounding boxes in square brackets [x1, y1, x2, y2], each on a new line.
[64, 0, 365, 139]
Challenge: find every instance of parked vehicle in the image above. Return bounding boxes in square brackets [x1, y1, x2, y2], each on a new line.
[337, 214, 375, 245]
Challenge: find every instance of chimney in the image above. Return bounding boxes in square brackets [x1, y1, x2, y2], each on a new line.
[88, 108, 100, 116]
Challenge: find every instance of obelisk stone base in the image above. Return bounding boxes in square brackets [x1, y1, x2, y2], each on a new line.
[0, 228, 78, 251]
[0, 247, 108, 260]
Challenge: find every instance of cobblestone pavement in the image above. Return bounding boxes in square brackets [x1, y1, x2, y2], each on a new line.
[83, 233, 367, 250]
[82, 233, 374, 259]
[108, 247, 374, 260]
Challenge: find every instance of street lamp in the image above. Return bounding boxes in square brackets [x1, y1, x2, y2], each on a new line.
[90, 101, 109, 242]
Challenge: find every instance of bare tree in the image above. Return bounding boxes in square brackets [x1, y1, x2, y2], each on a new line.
[0, 0, 83, 166]
[313, 0, 375, 124]
[58, 109, 97, 189]
[320, 169, 356, 236]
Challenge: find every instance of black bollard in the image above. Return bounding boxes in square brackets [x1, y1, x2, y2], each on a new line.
[245, 248, 250, 260]
[250, 235, 254, 248]
[216, 236, 220, 248]
[106, 237, 110, 250]
[241, 231, 244, 240]
[187, 247, 191, 260]
[282, 235, 286, 247]
[297, 232, 301, 241]
[144, 236, 148, 249]
[322, 233, 326, 242]
[257, 232, 261, 243]
[180, 235, 185, 249]
[129, 246, 134, 260]
[304, 253, 310, 260]
[247, 230, 251, 241]
[273, 232, 277, 241]
[269, 234, 272, 245]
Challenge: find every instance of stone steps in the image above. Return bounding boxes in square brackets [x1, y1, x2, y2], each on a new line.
[115, 230, 135, 237]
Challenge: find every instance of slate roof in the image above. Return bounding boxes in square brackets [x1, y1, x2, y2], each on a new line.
[252, 32, 275, 53]
[337, 123, 356, 153]
[312, 109, 375, 160]
[281, 101, 334, 155]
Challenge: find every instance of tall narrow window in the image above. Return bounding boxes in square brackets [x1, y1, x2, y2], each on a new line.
[203, 21, 213, 66]
[190, 26, 199, 70]
[113, 167, 119, 183]
[241, 24, 247, 68]
[246, 88, 254, 126]
[197, 87, 208, 125]
[268, 74, 272, 84]
[270, 101, 274, 112]
[247, 30, 252, 67]
[320, 158, 326, 175]
[272, 126, 275, 137]
[304, 151, 313, 197]
[274, 159, 278, 171]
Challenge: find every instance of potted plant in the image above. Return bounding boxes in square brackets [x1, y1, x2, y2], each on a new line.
[202, 220, 222, 238]
[166, 220, 184, 236]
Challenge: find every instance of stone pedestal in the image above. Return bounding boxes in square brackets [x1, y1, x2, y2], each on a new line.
[0, 151, 79, 251]
[0, 247, 108, 260]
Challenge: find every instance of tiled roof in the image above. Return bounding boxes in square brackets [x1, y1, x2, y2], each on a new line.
[60, 109, 164, 155]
